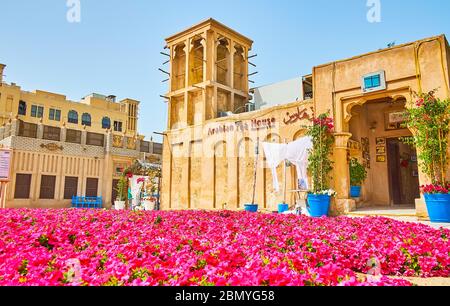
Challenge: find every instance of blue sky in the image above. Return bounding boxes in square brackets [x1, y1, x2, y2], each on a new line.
[0, 0, 449, 141]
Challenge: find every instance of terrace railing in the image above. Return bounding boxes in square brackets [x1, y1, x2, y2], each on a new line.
[72, 196, 103, 209]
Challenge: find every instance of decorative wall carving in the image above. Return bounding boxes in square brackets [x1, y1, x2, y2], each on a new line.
[127, 138, 136, 150]
[40, 143, 63, 151]
[113, 135, 123, 148]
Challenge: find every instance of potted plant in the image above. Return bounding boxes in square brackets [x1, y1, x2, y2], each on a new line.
[306, 113, 336, 217]
[114, 176, 128, 210]
[349, 158, 367, 198]
[143, 167, 161, 211]
[142, 196, 157, 211]
[402, 90, 450, 223]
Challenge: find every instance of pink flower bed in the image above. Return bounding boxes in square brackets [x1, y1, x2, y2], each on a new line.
[0, 209, 448, 286]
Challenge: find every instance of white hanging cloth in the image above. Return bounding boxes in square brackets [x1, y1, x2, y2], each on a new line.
[262, 142, 287, 193]
[262, 137, 313, 193]
[285, 137, 313, 190]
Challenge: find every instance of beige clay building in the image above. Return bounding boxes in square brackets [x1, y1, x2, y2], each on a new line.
[0, 65, 162, 208]
[160, 19, 450, 219]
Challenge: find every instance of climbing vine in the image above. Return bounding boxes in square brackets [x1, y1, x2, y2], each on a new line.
[401, 90, 450, 189]
[307, 113, 335, 193]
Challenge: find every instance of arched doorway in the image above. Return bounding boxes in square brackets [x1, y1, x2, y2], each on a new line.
[347, 97, 420, 207]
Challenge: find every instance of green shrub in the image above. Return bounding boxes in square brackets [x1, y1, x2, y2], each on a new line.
[349, 158, 367, 186]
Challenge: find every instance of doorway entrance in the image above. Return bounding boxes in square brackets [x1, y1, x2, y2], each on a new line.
[387, 138, 420, 206]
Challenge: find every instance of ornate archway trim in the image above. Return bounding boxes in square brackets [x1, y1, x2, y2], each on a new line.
[342, 86, 412, 124]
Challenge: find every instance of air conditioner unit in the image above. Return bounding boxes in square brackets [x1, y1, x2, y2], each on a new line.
[218, 111, 232, 118]
[246, 103, 256, 112]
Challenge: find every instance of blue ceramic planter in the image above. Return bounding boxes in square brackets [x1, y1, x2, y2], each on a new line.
[278, 203, 289, 214]
[424, 194, 450, 223]
[244, 204, 259, 213]
[350, 186, 362, 198]
[307, 194, 331, 217]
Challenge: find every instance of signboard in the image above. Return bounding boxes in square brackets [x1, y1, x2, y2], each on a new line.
[206, 106, 314, 137]
[389, 111, 407, 124]
[385, 111, 407, 130]
[0, 149, 12, 181]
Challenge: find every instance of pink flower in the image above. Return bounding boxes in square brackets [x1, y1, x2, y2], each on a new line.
[0, 210, 447, 286]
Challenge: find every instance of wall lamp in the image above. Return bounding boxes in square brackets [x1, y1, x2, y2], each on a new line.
[370, 121, 378, 134]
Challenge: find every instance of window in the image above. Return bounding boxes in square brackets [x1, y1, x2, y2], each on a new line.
[140, 141, 150, 153]
[362, 71, 386, 93]
[64, 177, 78, 199]
[65, 129, 82, 144]
[39, 175, 56, 199]
[153, 143, 163, 155]
[86, 132, 104, 147]
[86, 178, 99, 197]
[49, 108, 61, 121]
[364, 75, 381, 89]
[31, 105, 44, 118]
[82, 113, 91, 126]
[114, 121, 123, 132]
[18, 101, 27, 116]
[43, 125, 61, 141]
[14, 174, 32, 199]
[102, 117, 111, 129]
[18, 121, 38, 138]
[68, 110, 78, 124]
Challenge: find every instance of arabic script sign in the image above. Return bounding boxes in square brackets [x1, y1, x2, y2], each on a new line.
[283, 107, 315, 125]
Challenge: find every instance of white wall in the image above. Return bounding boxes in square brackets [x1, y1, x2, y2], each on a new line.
[253, 77, 304, 109]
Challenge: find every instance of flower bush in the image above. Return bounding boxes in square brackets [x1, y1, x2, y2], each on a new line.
[402, 90, 450, 192]
[307, 113, 335, 194]
[421, 183, 450, 195]
[0, 209, 448, 286]
[313, 189, 337, 197]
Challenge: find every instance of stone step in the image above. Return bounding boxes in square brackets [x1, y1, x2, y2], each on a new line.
[347, 209, 417, 218]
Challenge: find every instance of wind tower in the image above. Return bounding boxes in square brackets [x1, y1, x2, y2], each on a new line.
[163, 19, 254, 130]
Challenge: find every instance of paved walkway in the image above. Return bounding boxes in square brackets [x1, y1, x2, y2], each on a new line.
[347, 207, 450, 229]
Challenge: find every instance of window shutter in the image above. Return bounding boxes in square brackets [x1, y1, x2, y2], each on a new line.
[64, 177, 78, 199]
[14, 174, 32, 199]
[86, 133, 104, 147]
[66, 129, 82, 144]
[86, 178, 99, 197]
[39, 175, 56, 199]
[43, 126, 61, 141]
